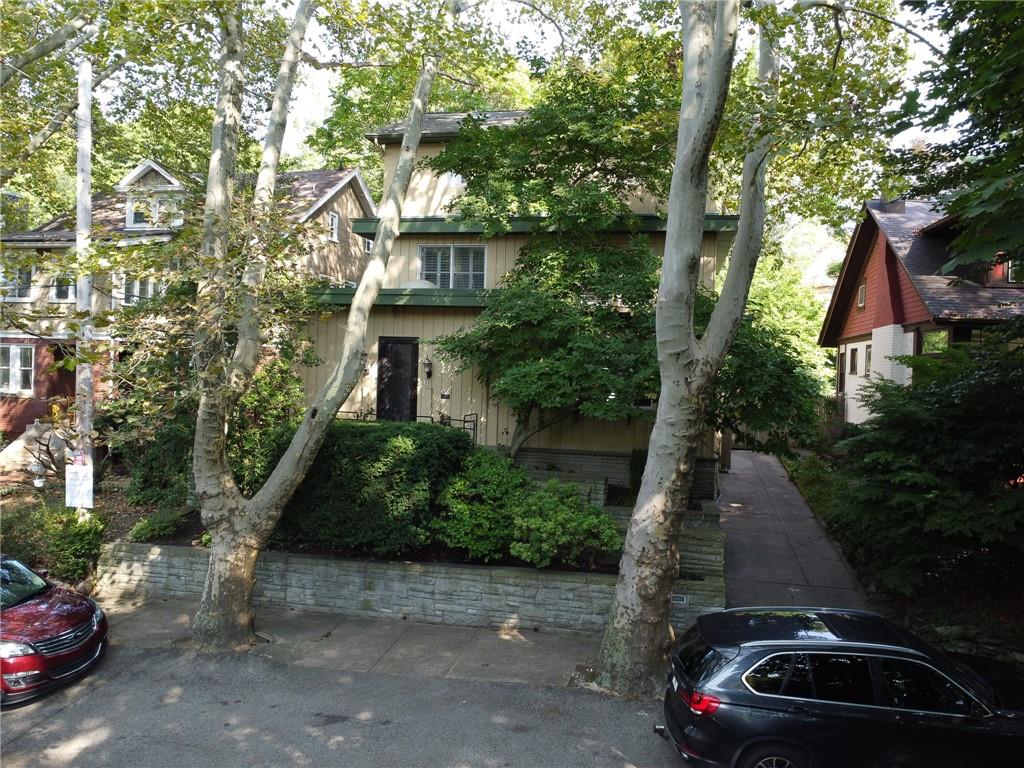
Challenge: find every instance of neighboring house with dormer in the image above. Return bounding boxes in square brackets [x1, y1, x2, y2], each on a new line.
[819, 198, 1024, 424]
[301, 112, 738, 494]
[0, 158, 375, 438]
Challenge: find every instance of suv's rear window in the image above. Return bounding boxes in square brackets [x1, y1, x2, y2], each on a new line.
[676, 625, 723, 683]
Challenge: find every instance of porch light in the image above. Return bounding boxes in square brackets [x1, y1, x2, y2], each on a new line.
[423, 356, 433, 379]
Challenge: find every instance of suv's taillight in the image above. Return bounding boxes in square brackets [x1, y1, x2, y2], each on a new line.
[679, 688, 721, 716]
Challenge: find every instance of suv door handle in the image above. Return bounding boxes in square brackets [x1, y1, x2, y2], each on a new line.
[786, 705, 811, 715]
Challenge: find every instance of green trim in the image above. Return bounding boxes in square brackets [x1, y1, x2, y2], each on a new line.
[351, 214, 739, 236]
[313, 287, 492, 307]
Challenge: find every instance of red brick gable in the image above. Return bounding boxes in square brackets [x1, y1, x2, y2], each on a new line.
[837, 229, 929, 342]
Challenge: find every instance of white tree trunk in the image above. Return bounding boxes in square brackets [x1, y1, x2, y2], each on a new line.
[599, 0, 781, 697]
[74, 55, 94, 522]
[0, 14, 92, 88]
[192, 0, 459, 652]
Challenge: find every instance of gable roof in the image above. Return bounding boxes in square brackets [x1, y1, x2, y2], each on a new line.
[1, 167, 375, 247]
[366, 110, 529, 144]
[820, 199, 1024, 345]
[115, 158, 189, 191]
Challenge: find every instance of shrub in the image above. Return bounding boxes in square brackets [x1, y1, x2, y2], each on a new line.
[129, 509, 187, 542]
[0, 499, 104, 583]
[124, 411, 194, 513]
[509, 481, 622, 568]
[434, 449, 533, 560]
[274, 421, 474, 557]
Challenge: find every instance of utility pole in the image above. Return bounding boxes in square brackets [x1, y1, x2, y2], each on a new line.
[70, 54, 94, 520]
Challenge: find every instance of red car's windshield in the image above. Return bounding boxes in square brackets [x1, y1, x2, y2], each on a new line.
[0, 558, 48, 610]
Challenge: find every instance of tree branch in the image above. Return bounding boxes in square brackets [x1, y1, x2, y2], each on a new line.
[0, 13, 92, 88]
[300, 52, 395, 69]
[1, 58, 127, 183]
[505, 0, 566, 48]
[798, 1, 944, 57]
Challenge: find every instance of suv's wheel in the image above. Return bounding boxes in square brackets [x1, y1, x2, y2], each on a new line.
[738, 743, 810, 768]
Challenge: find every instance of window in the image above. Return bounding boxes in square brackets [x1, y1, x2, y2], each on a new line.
[2, 266, 33, 299]
[838, 352, 846, 393]
[857, 282, 866, 308]
[363, 236, 373, 255]
[865, 344, 872, 373]
[919, 328, 948, 355]
[0, 344, 34, 394]
[808, 654, 875, 706]
[880, 658, 974, 716]
[675, 625, 723, 684]
[419, 245, 485, 289]
[1008, 260, 1022, 283]
[51, 274, 76, 302]
[849, 347, 858, 375]
[123, 275, 161, 305]
[126, 197, 153, 227]
[328, 212, 340, 243]
[744, 653, 814, 699]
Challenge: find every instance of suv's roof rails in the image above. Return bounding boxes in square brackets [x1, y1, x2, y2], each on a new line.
[740, 639, 928, 657]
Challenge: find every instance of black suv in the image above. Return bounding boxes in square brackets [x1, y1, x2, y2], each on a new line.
[661, 607, 1024, 768]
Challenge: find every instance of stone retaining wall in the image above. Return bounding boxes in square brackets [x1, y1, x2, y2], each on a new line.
[98, 511, 725, 634]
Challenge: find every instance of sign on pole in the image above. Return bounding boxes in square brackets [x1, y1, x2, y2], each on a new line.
[65, 464, 93, 509]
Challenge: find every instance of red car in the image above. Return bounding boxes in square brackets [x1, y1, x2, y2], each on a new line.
[1, 555, 108, 705]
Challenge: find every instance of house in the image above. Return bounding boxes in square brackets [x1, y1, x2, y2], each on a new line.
[300, 111, 738, 495]
[818, 198, 1024, 423]
[0, 158, 375, 439]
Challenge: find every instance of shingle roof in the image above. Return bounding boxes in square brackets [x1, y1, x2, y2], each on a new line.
[366, 110, 529, 143]
[1, 169, 368, 244]
[866, 199, 1024, 321]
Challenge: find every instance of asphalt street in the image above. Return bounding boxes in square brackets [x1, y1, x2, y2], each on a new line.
[1, 643, 672, 768]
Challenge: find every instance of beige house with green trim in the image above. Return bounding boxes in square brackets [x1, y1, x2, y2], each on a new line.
[300, 112, 737, 492]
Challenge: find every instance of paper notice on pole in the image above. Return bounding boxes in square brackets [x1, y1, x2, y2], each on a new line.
[65, 465, 94, 509]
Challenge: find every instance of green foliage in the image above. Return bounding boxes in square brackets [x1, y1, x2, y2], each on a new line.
[274, 421, 474, 557]
[827, 325, 1024, 595]
[0, 499, 104, 583]
[129, 509, 187, 543]
[509, 482, 621, 569]
[785, 454, 846, 523]
[896, 2, 1024, 270]
[227, 358, 308, 496]
[122, 409, 194, 513]
[434, 449, 533, 560]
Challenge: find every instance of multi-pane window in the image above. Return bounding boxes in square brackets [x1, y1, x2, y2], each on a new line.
[0, 345, 34, 393]
[419, 245, 485, 289]
[123, 275, 161, 305]
[2, 266, 33, 299]
[52, 274, 76, 301]
[127, 197, 153, 227]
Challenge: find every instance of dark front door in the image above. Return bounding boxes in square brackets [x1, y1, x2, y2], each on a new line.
[377, 337, 418, 421]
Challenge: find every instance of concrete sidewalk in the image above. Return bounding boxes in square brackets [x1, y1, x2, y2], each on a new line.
[102, 596, 601, 688]
[719, 451, 869, 610]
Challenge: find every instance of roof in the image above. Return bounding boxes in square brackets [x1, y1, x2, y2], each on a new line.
[366, 110, 529, 144]
[1, 168, 375, 247]
[819, 199, 1024, 344]
[865, 199, 1024, 323]
[697, 608, 921, 654]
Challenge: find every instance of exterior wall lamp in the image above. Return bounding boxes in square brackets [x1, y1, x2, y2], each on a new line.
[423, 355, 433, 379]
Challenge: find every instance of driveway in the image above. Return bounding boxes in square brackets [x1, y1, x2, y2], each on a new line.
[719, 451, 869, 609]
[1, 642, 669, 768]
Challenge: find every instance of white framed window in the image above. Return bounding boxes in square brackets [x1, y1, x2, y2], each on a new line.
[126, 196, 153, 228]
[849, 347, 859, 375]
[0, 344, 34, 394]
[856, 282, 866, 308]
[1008, 260, 1022, 283]
[122, 275, 162, 305]
[363, 236, 373, 255]
[865, 344, 872, 373]
[2, 266, 33, 300]
[51, 274, 76, 302]
[419, 244, 485, 289]
[328, 212, 340, 243]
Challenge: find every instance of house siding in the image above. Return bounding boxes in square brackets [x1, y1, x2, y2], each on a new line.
[301, 185, 371, 284]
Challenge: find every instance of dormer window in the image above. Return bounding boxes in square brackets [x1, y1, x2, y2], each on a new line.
[127, 197, 153, 228]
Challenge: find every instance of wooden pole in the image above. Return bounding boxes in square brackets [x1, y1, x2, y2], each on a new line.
[73, 55, 94, 520]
